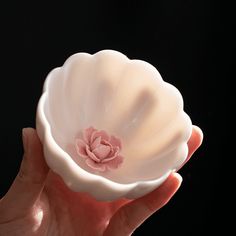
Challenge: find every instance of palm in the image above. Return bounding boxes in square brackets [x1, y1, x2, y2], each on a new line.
[37, 172, 129, 236]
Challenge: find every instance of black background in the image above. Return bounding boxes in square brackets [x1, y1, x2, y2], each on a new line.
[0, 1, 233, 235]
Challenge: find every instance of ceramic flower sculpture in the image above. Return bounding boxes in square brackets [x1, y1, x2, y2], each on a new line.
[36, 50, 192, 201]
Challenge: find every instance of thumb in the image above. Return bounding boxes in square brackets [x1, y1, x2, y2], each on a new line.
[0, 128, 49, 221]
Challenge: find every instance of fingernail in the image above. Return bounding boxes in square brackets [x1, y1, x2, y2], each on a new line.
[193, 125, 204, 143]
[174, 173, 183, 184]
[22, 128, 28, 152]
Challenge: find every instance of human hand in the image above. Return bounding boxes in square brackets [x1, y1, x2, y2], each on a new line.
[0, 126, 203, 236]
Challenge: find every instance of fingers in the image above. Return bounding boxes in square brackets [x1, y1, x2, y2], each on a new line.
[181, 125, 203, 169]
[104, 125, 203, 235]
[187, 125, 203, 159]
[104, 173, 182, 236]
[0, 128, 49, 222]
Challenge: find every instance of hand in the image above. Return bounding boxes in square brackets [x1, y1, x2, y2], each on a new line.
[0, 126, 203, 236]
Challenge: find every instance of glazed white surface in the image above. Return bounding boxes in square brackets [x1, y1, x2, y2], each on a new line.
[36, 50, 192, 201]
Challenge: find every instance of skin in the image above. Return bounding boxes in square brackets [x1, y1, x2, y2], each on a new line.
[0, 126, 203, 236]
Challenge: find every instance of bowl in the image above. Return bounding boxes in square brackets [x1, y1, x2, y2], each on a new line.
[36, 49, 192, 201]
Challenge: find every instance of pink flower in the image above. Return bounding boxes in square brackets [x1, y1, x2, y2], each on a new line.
[75, 127, 123, 172]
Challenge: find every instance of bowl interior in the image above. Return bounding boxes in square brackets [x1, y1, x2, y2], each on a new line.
[42, 51, 191, 184]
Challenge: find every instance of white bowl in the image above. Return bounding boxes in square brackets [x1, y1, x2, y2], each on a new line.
[36, 50, 192, 201]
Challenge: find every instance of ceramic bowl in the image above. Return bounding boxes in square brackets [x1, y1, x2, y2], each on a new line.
[36, 50, 192, 201]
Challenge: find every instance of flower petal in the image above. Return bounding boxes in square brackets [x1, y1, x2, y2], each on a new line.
[101, 140, 114, 155]
[91, 136, 102, 151]
[101, 146, 119, 163]
[75, 139, 88, 158]
[86, 145, 100, 162]
[85, 159, 106, 172]
[91, 130, 109, 143]
[93, 144, 111, 160]
[83, 126, 96, 144]
[110, 135, 122, 149]
[106, 155, 123, 170]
